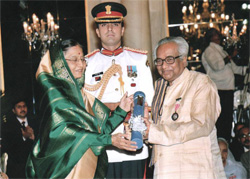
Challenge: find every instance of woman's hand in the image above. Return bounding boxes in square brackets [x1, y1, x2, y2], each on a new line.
[119, 92, 133, 112]
[111, 133, 137, 151]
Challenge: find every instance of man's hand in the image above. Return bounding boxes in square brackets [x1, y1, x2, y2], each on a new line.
[119, 92, 133, 112]
[142, 118, 150, 140]
[231, 48, 238, 58]
[142, 102, 150, 139]
[224, 56, 231, 65]
[112, 133, 137, 151]
[21, 126, 35, 140]
[0, 172, 8, 179]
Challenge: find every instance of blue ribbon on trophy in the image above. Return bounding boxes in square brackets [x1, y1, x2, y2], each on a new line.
[128, 91, 147, 149]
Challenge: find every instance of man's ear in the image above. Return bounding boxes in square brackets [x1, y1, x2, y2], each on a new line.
[183, 56, 188, 67]
[12, 108, 16, 114]
[121, 26, 125, 37]
[96, 28, 100, 38]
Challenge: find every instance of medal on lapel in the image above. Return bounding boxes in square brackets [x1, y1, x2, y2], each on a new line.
[171, 97, 182, 121]
[172, 112, 179, 121]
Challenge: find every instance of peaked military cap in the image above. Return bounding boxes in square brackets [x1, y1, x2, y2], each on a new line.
[91, 2, 127, 23]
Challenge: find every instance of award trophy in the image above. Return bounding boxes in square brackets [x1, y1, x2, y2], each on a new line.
[129, 91, 147, 149]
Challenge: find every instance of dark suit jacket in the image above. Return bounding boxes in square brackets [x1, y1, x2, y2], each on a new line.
[229, 137, 245, 161]
[1, 114, 37, 178]
[241, 151, 250, 178]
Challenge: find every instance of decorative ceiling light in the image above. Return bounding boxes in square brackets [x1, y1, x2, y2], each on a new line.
[23, 12, 60, 55]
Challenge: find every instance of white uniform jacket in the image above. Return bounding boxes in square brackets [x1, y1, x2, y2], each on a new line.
[85, 47, 154, 163]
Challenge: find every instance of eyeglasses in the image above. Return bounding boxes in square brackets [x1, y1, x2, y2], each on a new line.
[239, 133, 250, 139]
[154, 55, 182, 66]
[65, 56, 86, 64]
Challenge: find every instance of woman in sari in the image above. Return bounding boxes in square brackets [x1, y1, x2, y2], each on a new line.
[26, 39, 137, 178]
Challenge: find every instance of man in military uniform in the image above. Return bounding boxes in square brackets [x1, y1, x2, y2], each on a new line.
[84, 2, 154, 178]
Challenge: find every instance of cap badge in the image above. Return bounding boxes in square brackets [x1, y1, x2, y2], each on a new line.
[105, 5, 112, 15]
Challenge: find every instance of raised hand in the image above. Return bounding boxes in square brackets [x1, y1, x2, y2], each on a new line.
[119, 92, 133, 112]
[21, 126, 35, 140]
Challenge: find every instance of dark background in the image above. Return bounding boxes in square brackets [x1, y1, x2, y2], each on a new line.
[1, 0, 87, 118]
[0, 0, 249, 118]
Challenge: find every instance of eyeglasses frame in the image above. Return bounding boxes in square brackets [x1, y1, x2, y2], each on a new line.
[154, 55, 182, 66]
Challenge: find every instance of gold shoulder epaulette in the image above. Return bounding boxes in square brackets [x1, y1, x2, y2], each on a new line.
[85, 49, 100, 58]
[124, 47, 148, 55]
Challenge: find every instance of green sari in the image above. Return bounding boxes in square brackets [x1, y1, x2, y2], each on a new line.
[26, 44, 127, 178]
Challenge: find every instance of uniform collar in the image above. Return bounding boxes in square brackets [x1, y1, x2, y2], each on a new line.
[101, 46, 123, 56]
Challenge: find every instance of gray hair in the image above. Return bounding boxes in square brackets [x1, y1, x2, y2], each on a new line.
[217, 137, 229, 149]
[154, 36, 189, 60]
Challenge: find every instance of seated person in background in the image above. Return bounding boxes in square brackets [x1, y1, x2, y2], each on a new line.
[230, 124, 250, 161]
[26, 39, 137, 178]
[229, 122, 245, 161]
[1, 99, 37, 178]
[218, 138, 247, 179]
[232, 122, 245, 141]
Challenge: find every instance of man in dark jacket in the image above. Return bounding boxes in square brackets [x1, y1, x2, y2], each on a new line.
[1, 99, 37, 178]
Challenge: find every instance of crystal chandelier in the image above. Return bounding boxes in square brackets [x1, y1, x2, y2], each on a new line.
[180, 0, 228, 39]
[223, 14, 248, 48]
[179, 0, 248, 60]
[180, 0, 248, 39]
[23, 12, 60, 55]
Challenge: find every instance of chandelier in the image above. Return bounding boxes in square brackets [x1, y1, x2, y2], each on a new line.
[22, 12, 60, 55]
[223, 14, 248, 48]
[179, 0, 248, 61]
[181, 0, 226, 39]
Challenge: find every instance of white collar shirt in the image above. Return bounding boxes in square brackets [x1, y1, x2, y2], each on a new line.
[17, 117, 28, 141]
[202, 42, 246, 90]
